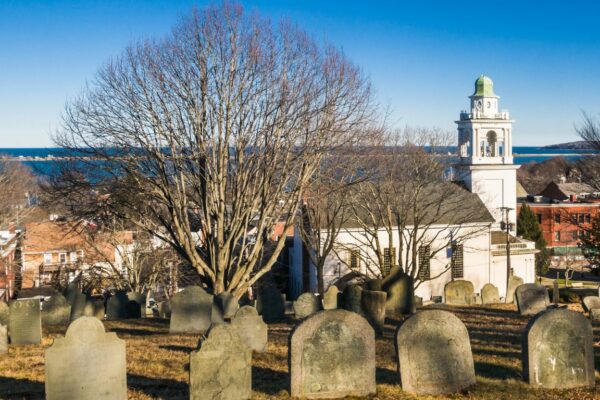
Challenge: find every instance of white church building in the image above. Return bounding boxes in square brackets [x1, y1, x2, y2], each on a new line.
[289, 76, 537, 301]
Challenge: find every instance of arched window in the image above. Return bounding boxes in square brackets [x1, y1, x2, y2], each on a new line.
[486, 131, 497, 156]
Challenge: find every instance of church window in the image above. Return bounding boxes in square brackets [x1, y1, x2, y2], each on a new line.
[382, 247, 395, 277]
[451, 243, 464, 279]
[348, 249, 360, 270]
[418, 245, 431, 281]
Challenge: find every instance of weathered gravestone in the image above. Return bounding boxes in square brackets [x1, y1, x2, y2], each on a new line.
[215, 291, 239, 319]
[257, 287, 285, 323]
[45, 316, 127, 399]
[582, 296, 600, 313]
[42, 294, 71, 325]
[523, 308, 594, 389]
[481, 283, 500, 305]
[0, 324, 7, 354]
[322, 286, 339, 310]
[289, 309, 376, 398]
[382, 268, 414, 315]
[211, 300, 225, 324]
[364, 278, 383, 291]
[396, 309, 476, 395]
[231, 306, 268, 352]
[84, 299, 105, 319]
[127, 292, 145, 317]
[69, 291, 88, 321]
[158, 301, 171, 318]
[343, 284, 363, 314]
[190, 323, 252, 400]
[590, 308, 600, 321]
[170, 286, 213, 334]
[9, 299, 41, 345]
[106, 292, 129, 320]
[444, 280, 474, 306]
[0, 302, 9, 326]
[361, 290, 386, 336]
[515, 284, 549, 316]
[293, 292, 322, 319]
[505, 275, 524, 304]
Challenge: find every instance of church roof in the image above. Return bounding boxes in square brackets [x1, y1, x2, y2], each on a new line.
[472, 75, 497, 97]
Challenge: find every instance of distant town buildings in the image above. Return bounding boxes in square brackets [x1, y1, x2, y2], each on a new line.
[0, 225, 19, 300]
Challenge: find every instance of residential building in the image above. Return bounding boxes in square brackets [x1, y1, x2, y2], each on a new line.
[0, 226, 19, 300]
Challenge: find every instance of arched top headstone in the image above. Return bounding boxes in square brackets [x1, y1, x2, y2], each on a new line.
[444, 280, 474, 306]
[65, 316, 108, 343]
[582, 296, 600, 313]
[506, 275, 524, 303]
[515, 283, 549, 316]
[481, 283, 500, 304]
[235, 305, 259, 318]
[293, 292, 322, 319]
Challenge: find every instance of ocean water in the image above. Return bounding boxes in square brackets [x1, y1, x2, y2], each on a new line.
[0, 146, 597, 176]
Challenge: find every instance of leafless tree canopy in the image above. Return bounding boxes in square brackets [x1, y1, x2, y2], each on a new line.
[576, 112, 600, 190]
[0, 159, 37, 228]
[51, 3, 375, 298]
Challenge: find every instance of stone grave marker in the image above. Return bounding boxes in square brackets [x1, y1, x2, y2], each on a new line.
[515, 284, 549, 316]
[343, 284, 363, 314]
[42, 294, 71, 325]
[364, 278, 383, 291]
[84, 299, 105, 319]
[396, 309, 476, 395]
[158, 301, 171, 318]
[9, 299, 41, 345]
[45, 316, 127, 399]
[382, 268, 414, 315]
[106, 291, 129, 320]
[322, 286, 339, 310]
[257, 287, 285, 323]
[444, 280, 474, 306]
[361, 290, 386, 336]
[293, 292, 322, 319]
[190, 323, 252, 400]
[523, 308, 594, 389]
[289, 309, 376, 398]
[582, 296, 600, 313]
[0, 302, 9, 326]
[231, 306, 268, 352]
[69, 291, 88, 321]
[505, 275, 524, 303]
[215, 291, 239, 320]
[590, 309, 600, 321]
[0, 324, 7, 354]
[481, 283, 500, 305]
[170, 286, 213, 334]
[127, 292, 145, 318]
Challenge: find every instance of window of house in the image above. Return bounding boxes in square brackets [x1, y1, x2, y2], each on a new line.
[536, 214, 542, 224]
[571, 214, 578, 224]
[579, 214, 585, 224]
[383, 247, 395, 277]
[418, 245, 431, 281]
[555, 231, 561, 242]
[70, 252, 78, 263]
[348, 249, 360, 270]
[59, 253, 67, 264]
[554, 214, 560, 224]
[43, 253, 52, 264]
[586, 214, 591, 224]
[572, 231, 579, 241]
[451, 243, 464, 279]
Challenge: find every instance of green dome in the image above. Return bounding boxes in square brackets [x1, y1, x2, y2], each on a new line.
[472, 75, 497, 97]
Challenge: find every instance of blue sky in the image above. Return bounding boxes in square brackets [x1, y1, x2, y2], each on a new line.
[2, 0, 600, 147]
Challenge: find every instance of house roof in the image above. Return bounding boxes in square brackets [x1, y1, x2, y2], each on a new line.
[538, 181, 597, 201]
[516, 181, 528, 198]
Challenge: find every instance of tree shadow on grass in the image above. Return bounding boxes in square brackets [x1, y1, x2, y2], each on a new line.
[376, 367, 398, 385]
[128, 373, 188, 400]
[159, 344, 195, 354]
[475, 361, 522, 380]
[252, 366, 288, 396]
[0, 377, 44, 399]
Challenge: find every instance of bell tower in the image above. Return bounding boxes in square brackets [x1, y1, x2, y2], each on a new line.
[455, 76, 518, 232]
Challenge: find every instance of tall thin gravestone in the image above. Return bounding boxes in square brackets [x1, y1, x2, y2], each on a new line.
[170, 286, 213, 334]
[382, 268, 414, 315]
[505, 275, 524, 304]
[45, 317, 127, 399]
[322, 286, 339, 310]
[0, 324, 7, 354]
[361, 290, 386, 336]
[343, 284, 363, 314]
[9, 299, 42, 345]
[0, 302, 9, 326]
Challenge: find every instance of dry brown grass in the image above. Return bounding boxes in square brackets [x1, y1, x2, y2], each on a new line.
[1, 304, 600, 399]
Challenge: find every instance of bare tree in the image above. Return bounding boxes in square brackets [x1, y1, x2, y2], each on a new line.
[49, 3, 375, 298]
[0, 159, 38, 228]
[575, 112, 600, 190]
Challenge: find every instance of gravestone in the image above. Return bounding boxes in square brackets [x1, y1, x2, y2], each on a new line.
[396, 309, 476, 395]
[364, 278, 383, 291]
[231, 306, 268, 352]
[590, 309, 600, 321]
[69, 291, 88, 321]
[170, 286, 213, 334]
[293, 293, 322, 319]
[0, 302, 9, 326]
[289, 310, 376, 398]
[84, 299, 105, 319]
[322, 286, 339, 310]
[190, 324, 252, 400]
[481, 283, 500, 305]
[257, 287, 285, 323]
[45, 316, 127, 399]
[215, 291, 239, 319]
[63, 283, 79, 304]
[552, 280, 560, 304]
[0, 325, 7, 354]
[361, 290, 386, 336]
[414, 295, 423, 308]
[382, 269, 414, 315]
[42, 294, 71, 325]
[9, 299, 41, 345]
[444, 280, 474, 306]
[343, 284, 363, 314]
[158, 301, 171, 318]
[106, 292, 129, 320]
[582, 296, 600, 313]
[505, 275, 524, 304]
[127, 292, 145, 317]
[523, 308, 594, 389]
[515, 284, 549, 316]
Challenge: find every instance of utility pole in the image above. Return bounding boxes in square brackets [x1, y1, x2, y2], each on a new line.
[500, 207, 514, 295]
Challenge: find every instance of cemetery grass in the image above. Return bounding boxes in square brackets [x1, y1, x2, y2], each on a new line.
[2, 304, 600, 399]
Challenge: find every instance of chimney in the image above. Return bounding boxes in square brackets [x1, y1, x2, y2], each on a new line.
[570, 194, 577, 202]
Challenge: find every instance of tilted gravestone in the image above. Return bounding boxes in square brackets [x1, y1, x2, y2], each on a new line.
[382, 268, 414, 315]
[257, 287, 285, 323]
[343, 284, 363, 314]
[170, 286, 213, 334]
[0, 324, 7, 354]
[523, 308, 594, 389]
[481, 283, 500, 305]
[396, 309, 476, 395]
[322, 286, 339, 310]
[289, 310, 376, 398]
[215, 292, 239, 320]
[505, 275, 524, 304]
[361, 290, 387, 336]
[9, 299, 42, 345]
[444, 280, 474, 306]
[189, 323, 252, 400]
[231, 306, 268, 352]
[158, 301, 171, 318]
[42, 294, 71, 325]
[582, 296, 600, 313]
[515, 284, 549, 316]
[293, 293, 322, 319]
[0, 302, 9, 326]
[45, 316, 127, 399]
